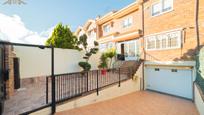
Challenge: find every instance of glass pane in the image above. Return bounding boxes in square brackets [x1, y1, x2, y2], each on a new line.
[161, 38, 167, 48]
[167, 32, 179, 48]
[129, 42, 136, 57]
[163, 0, 173, 12]
[147, 37, 156, 49]
[152, 2, 161, 16]
[156, 38, 161, 49]
[124, 43, 129, 57]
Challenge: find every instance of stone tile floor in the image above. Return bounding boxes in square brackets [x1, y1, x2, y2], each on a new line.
[57, 91, 199, 115]
[3, 78, 49, 115]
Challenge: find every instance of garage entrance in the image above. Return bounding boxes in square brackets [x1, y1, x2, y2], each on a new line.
[145, 67, 193, 99]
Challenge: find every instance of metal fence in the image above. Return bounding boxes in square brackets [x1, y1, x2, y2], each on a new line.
[46, 67, 134, 103]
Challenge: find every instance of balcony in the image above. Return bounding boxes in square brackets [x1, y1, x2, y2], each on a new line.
[97, 29, 142, 43]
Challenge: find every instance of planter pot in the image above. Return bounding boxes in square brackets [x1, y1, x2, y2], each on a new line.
[101, 69, 107, 75]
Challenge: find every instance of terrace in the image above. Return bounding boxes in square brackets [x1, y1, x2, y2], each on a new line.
[0, 42, 203, 115]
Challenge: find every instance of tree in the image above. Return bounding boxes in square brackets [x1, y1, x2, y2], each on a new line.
[45, 23, 79, 49]
[78, 34, 99, 71]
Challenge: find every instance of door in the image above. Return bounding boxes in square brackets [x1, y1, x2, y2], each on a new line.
[145, 67, 193, 99]
[0, 45, 5, 114]
[14, 58, 20, 89]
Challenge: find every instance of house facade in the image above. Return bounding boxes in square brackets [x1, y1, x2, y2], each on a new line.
[76, 0, 204, 100]
[96, 2, 143, 61]
[75, 19, 97, 49]
[142, 0, 204, 100]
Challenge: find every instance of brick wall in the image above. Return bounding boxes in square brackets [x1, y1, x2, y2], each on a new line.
[4, 46, 15, 98]
[143, 0, 204, 61]
[97, 7, 142, 39]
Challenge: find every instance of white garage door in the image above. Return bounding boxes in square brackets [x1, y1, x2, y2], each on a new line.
[145, 67, 193, 99]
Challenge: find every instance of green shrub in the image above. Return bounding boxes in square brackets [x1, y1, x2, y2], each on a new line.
[79, 62, 91, 71]
[98, 53, 108, 69]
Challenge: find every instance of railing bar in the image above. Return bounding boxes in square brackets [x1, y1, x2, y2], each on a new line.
[60, 76, 63, 100]
[79, 74, 81, 94]
[87, 72, 88, 92]
[74, 74, 76, 96]
[63, 75, 65, 99]
[58, 76, 60, 101]
[62, 76, 64, 99]
[119, 68, 121, 87]
[56, 77, 58, 101]
[69, 75, 71, 98]
[46, 77, 48, 104]
[76, 74, 78, 95]
[97, 70, 99, 95]
[65, 75, 68, 98]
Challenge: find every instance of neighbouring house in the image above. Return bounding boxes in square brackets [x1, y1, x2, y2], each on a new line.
[75, 19, 97, 49]
[96, 2, 143, 60]
[75, 0, 204, 106]
[142, 0, 204, 100]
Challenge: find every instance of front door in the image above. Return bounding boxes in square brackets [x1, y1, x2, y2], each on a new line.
[0, 45, 5, 114]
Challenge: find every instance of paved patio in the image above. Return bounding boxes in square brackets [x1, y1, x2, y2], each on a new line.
[57, 91, 199, 115]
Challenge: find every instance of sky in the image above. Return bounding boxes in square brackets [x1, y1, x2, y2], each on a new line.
[0, 0, 135, 44]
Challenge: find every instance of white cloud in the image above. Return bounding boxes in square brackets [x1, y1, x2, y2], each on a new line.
[0, 13, 54, 45]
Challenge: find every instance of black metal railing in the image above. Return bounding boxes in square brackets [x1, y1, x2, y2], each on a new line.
[46, 67, 134, 103]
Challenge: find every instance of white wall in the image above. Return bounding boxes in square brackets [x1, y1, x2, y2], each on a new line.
[194, 84, 204, 115]
[14, 46, 101, 79]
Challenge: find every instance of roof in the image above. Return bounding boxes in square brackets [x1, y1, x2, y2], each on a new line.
[96, 1, 140, 25]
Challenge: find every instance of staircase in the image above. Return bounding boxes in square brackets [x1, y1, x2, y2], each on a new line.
[114, 60, 144, 77]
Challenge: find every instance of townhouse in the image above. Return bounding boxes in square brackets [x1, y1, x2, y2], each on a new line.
[96, 2, 143, 61]
[75, 19, 97, 49]
[142, 0, 204, 100]
[75, 0, 204, 100]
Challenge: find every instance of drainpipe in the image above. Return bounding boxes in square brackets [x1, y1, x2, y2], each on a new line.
[194, 0, 200, 102]
[140, 0, 145, 91]
[195, 0, 200, 52]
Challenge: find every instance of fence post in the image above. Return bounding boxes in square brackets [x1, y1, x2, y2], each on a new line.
[51, 46, 56, 114]
[86, 72, 89, 92]
[46, 76, 48, 104]
[96, 70, 99, 95]
[118, 68, 121, 87]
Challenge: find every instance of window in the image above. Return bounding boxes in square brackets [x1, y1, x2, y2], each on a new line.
[122, 17, 133, 28]
[99, 43, 108, 52]
[145, 30, 182, 50]
[147, 36, 156, 49]
[152, 2, 161, 16]
[163, 0, 173, 12]
[88, 30, 95, 38]
[103, 24, 111, 33]
[151, 0, 173, 16]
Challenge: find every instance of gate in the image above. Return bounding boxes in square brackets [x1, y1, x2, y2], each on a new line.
[0, 45, 5, 114]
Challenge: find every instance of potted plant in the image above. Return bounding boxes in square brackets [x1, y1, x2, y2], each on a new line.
[98, 53, 108, 75]
[105, 48, 116, 70]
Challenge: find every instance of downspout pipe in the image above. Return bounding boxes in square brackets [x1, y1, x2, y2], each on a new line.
[195, 0, 200, 52]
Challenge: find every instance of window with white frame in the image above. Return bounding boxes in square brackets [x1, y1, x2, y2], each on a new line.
[152, 2, 161, 16]
[122, 17, 133, 28]
[103, 24, 111, 33]
[99, 43, 108, 52]
[145, 30, 182, 50]
[151, 0, 173, 16]
[88, 30, 95, 38]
